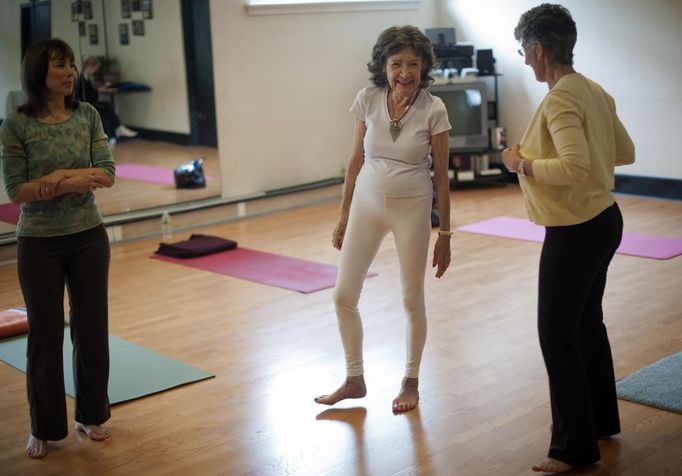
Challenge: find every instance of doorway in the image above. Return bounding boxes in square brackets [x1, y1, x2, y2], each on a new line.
[21, 0, 51, 59]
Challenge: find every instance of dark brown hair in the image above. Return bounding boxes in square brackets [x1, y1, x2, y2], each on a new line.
[367, 26, 437, 88]
[18, 38, 79, 117]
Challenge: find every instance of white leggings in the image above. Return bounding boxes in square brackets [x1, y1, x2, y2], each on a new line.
[333, 190, 432, 378]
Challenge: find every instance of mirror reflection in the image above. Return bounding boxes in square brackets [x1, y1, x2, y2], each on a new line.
[0, 0, 219, 238]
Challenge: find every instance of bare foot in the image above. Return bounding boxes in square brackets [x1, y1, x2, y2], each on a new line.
[26, 435, 47, 459]
[75, 422, 112, 441]
[314, 375, 366, 405]
[532, 458, 573, 473]
[392, 377, 419, 413]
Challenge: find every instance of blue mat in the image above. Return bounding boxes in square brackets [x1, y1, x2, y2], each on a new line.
[616, 352, 682, 414]
[0, 333, 214, 405]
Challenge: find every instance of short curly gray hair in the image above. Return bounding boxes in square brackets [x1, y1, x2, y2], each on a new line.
[367, 25, 436, 88]
[514, 3, 577, 66]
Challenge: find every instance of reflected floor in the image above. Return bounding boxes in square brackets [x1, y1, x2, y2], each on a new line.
[95, 139, 221, 216]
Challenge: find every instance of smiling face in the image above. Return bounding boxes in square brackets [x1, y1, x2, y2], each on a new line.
[384, 47, 423, 100]
[44, 54, 76, 99]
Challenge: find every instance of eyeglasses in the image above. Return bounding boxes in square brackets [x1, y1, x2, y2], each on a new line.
[517, 43, 535, 57]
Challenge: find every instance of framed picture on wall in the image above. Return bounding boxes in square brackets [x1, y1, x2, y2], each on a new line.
[82, 0, 93, 20]
[71, 2, 79, 21]
[141, 0, 153, 19]
[121, 0, 131, 19]
[79, 21, 86, 37]
[119, 23, 129, 45]
[88, 24, 98, 45]
[132, 0, 141, 12]
[132, 19, 144, 36]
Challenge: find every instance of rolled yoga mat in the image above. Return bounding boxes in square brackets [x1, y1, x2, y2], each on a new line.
[457, 216, 682, 260]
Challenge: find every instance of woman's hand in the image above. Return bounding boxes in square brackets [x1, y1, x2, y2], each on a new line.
[432, 235, 451, 278]
[59, 174, 102, 195]
[34, 170, 67, 200]
[332, 218, 348, 250]
[502, 142, 522, 173]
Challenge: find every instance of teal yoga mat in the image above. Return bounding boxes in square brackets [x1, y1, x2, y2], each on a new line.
[616, 352, 682, 414]
[0, 333, 214, 405]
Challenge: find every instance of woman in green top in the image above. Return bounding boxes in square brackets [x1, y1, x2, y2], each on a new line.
[1, 39, 116, 459]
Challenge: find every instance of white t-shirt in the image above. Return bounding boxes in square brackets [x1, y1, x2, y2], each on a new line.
[350, 85, 451, 197]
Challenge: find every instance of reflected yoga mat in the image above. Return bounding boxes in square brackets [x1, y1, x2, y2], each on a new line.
[457, 216, 682, 260]
[153, 248, 376, 294]
[616, 353, 682, 414]
[0, 203, 21, 224]
[0, 333, 214, 405]
[116, 164, 215, 186]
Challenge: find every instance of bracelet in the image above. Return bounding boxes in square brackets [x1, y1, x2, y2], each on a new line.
[518, 159, 526, 177]
[438, 230, 453, 237]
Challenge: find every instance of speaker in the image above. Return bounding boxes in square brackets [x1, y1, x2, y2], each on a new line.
[476, 49, 495, 75]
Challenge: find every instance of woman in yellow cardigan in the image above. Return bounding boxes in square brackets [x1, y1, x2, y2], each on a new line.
[502, 4, 635, 473]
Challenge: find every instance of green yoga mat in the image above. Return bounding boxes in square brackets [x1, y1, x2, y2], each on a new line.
[616, 352, 682, 414]
[0, 333, 214, 405]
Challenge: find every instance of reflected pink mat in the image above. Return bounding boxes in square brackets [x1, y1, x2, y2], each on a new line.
[457, 216, 682, 260]
[0, 203, 21, 225]
[116, 164, 214, 186]
[153, 248, 376, 293]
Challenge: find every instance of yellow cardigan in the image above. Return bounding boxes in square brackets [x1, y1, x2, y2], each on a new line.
[518, 73, 635, 226]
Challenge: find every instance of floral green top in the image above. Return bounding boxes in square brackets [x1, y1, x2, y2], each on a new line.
[0, 102, 115, 237]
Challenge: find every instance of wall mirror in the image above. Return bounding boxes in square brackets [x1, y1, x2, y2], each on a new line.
[0, 0, 219, 239]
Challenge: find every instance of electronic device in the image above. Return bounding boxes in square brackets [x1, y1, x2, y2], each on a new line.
[430, 82, 490, 152]
[476, 49, 496, 75]
[425, 27, 455, 47]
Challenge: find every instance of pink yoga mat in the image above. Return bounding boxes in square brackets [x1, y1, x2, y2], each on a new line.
[457, 216, 682, 260]
[116, 164, 214, 187]
[153, 248, 376, 293]
[0, 203, 21, 225]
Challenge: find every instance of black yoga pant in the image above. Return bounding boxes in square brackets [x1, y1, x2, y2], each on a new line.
[17, 224, 111, 440]
[538, 202, 623, 466]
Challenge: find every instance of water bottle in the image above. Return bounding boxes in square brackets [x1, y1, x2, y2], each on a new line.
[161, 210, 173, 240]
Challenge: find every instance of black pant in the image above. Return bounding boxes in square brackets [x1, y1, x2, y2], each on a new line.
[17, 225, 111, 441]
[538, 203, 622, 466]
[94, 102, 120, 140]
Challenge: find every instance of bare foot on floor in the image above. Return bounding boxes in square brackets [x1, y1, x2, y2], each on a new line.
[532, 458, 573, 473]
[392, 377, 419, 413]
[314, 375, 366, 405]
[26, 435, 47, 459]
[75, 422, 112, 441]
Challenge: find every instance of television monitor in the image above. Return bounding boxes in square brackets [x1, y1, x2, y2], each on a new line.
[429, 82, 489, 152]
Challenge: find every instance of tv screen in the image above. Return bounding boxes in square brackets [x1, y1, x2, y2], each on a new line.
[430, 82, 489, 152]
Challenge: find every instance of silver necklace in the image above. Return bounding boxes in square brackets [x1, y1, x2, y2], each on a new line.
[388, 89, 420, 142]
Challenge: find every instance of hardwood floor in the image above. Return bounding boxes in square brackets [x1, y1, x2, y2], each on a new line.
[0, 186, 680, 475]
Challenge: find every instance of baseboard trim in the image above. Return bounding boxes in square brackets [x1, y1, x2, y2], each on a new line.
[131, 128, 192, 146]
[615, 175, 682, 200]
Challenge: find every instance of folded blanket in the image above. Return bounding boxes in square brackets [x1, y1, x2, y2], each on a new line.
[155, 234, 238, 259]
[0, 308, 28, 339]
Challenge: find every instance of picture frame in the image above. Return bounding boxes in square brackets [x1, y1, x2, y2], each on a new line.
[121, 0, 131, 19]
[132, 19, 144, 36]
[141, 0, 153, 19]
[82, 0, 93, 20]
[88, 24, 98, 45]
[79, 21, 86, 37]
[71, 2, 79, 21]
[132, 0, 141, 12]
[119, 23, 129, 45]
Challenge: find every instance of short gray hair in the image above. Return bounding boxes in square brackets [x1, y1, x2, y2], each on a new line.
[514, 3, 577, 66]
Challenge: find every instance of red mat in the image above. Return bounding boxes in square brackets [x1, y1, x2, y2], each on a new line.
[0, 308, 28, 339]
[153, 248, 376, 294]
[0, 203, 21, 225]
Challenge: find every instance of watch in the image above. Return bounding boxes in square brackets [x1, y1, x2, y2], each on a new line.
[518, 159, 526, 177]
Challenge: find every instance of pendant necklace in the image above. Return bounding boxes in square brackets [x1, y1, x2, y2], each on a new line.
[388, 88, 420, 142]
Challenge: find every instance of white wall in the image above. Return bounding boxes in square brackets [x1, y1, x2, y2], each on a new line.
[210, 0, 437, 198]
[439, 0, 682, 180]
[0, 1, 23, 118]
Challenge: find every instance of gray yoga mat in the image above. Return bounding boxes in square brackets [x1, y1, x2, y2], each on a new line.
[616, 352, 682, 414]
[0, 333, 214, 405]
